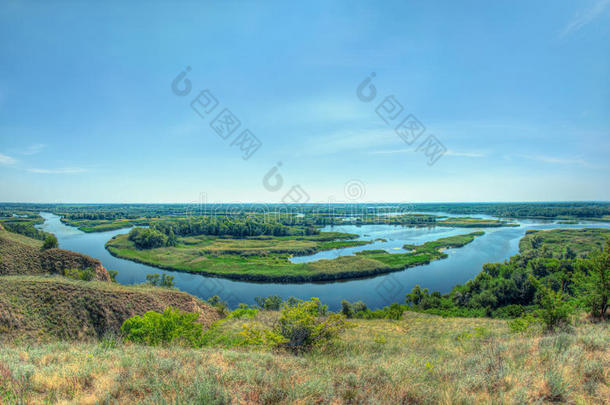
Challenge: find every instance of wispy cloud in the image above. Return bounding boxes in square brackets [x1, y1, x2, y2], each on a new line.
[445, 150, 486, 158]
[298, 128, 397, 156]
[28, 167, 88, 174]
[21, 143, 46, 155]
[0, 153, 17, 165]
[519, 154, 594, 167]
[370, 148, 485, 158]
[369, 148, 413, 155]
[561, 0, 610, 37]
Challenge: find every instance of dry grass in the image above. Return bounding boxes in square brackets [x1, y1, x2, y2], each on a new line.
[1, 312, 607, 404]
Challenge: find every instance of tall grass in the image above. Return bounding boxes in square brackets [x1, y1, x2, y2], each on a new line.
[0, 312, 607, 404]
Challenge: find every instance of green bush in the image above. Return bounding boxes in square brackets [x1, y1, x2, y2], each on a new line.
[145, 273, 174, 287]
[341, 300, 354, 318]
[383, 302, 405, 320]
[242, 298, 350, 352]
[532, 277, 572, 331]
[206, 295, 228, 312]
[574, 241, 609, 320]
[108, 270, 118, 282]
[63, 267, 95, 281]
[120, 307, 204, 347]
[508, 314, 540, 334]
[254, 295, 282, 310]
[227, 307, 258, 319]
[42, 234, 58, 249]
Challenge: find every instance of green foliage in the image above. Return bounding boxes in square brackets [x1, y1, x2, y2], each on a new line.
[120, 307, 204, 347]
[574, 241, 609, 320]
[255, 295, 282, 310]
[206, 295, 228, 311]
[128, 227, 168, 249]
[398, 229, 609, 320]
[108, 270, 118, 282]
[42, 234, 58, 250]
[63, 267, 95, 281]
[341, 300, 354, 318]
[145, 273, 174, 287]
[531, 277, 572, 331]
[383, 302, 405, 320]
[507, 314, 540, 334]
[2, 221, 49, 240]
[227, 307, 258, 319]
[340, 300, 408, 320]
[242, 298, 350, 352]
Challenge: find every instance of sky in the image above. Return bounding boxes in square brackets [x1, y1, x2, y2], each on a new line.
[0, 0, 609, 203]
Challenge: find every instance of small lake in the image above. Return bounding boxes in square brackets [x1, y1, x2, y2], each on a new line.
[39, 212, 610, 311]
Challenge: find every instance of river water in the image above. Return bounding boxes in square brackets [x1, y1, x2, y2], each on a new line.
[39, 212, 610, 310]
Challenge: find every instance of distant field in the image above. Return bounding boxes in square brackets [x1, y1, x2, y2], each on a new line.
[105, 232, 484, 282]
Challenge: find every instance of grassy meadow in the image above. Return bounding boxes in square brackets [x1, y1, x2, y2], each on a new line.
[0, 311, 607, 404]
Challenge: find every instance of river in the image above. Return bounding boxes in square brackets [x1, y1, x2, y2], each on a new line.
[39, 212, 610, 310]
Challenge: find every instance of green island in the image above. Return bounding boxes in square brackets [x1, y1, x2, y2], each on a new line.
[436, 217, 519, 227]
[105, 229, 485, 281]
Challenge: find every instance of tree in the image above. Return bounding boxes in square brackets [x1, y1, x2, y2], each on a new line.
[167, 227, 177, 247]
[341, 300, 354, 318]
[42, 234, 58, 249]
[145, 273, 174, 287]
[255, 295, 283, 310]
[405, 285, 424, 306]
[531, 276, 572, 330]
[575, 241, 610, 320]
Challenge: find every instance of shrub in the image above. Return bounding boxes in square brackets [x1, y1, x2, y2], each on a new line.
[341, 300, 354, 318]
[145, 273, 174, 287]
[120, 307, 204, 347]
[254, 295, 282, 310]
[242, 297, 350, 352]
[352, 301, 368, 313]
[228, 307, 258, 319]
[384, 303, 405, 320]
[42, 234, 58, 249]
[574, 241, 609, 320]
[508, 314, 540, 334]
[63, 267, 95, 281]
[108, 270, 118, 282]
[207, 295, 228, 311]
[532, 277, 572, 331]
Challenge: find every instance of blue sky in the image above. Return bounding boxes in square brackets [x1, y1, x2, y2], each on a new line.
[1, 0, 609, 203]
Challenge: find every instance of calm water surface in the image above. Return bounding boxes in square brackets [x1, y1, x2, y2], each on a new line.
[39, 212, 610, 310]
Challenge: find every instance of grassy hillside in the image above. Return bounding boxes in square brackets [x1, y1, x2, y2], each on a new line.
[0, 312, 607, 404]
[0, 230, 222, 342]
[0, 275, 222, 341]
[0, 228, 110, 281]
